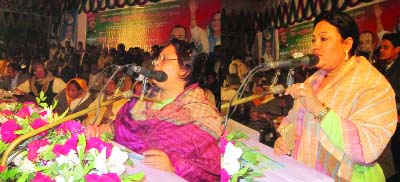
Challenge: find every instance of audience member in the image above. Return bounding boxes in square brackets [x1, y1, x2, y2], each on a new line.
[54, 78, 97, 121]
[15, 62, 66, 106]
[97, 47, 113, 70]
[0, 62, 29, 91]
[83, 76, 129, 126]
[374, 32, 400, 181]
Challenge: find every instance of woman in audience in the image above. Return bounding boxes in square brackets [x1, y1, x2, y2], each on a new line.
[54, 78, 97, 121]
[274, 11, 397, 181]
[85, 38, 221, 181]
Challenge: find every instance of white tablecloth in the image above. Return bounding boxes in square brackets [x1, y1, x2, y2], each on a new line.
[244, 139, 334, 182]
[227, 119, 333, 182]
[115, 142, 187, 182]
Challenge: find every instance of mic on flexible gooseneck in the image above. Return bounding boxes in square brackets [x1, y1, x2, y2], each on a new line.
[128, 65, 168, 82]
[263, 54, 319, 69]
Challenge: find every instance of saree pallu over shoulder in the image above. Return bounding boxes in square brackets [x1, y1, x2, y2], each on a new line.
[288, 56, 397, 181]
[130, 83, 222, 138]
[113, 84, 221, 181]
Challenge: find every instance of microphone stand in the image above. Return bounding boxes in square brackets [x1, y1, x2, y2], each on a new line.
[72, 64, 115, 113]
[221, 64, 272, 135]
[140, 77, 149, 101]
[92, 65, 127, 125]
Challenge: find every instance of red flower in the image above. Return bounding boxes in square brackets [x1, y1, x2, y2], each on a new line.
[57, 121, 84, 134]
[53, 135, 78, 156]
[0, 110, 13, 116]
[0, 165, 5, 173]
[33, 172, 55, 182]
[0, 119, 22, 143]
[220, 136, 228, 154]
[86, 137, 113, 158]
[15, 106, 31, 118]
[30, 118, 49, 136]
[28, 139, 49, 161]
[220, 169, 230, 182]
[39, 110, 47, 117]
[85, 173, 120, 182]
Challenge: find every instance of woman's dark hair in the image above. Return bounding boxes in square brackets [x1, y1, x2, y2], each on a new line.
[68, 80, 83, 92]
[208, 11, 221, 38]
[314, 11, 359, 56]
[169, 38, 193, 85]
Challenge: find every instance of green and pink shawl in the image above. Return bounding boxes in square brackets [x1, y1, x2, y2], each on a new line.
[281, 56, 397, 181]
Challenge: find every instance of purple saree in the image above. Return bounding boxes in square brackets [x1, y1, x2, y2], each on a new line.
[114, 84, 221, 181]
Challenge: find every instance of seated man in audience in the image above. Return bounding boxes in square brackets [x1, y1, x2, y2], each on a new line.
[247, 110, 278, 147]
[15, 62, 66, 106]
[0, 63, 29, 91]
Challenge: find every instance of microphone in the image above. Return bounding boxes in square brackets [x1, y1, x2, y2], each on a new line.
[128, 65, 168, 82]
[263, 54, 319, 69]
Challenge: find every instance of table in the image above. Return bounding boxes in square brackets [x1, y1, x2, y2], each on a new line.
[227, 119, 334, 182]
[244, 139, 334, 182]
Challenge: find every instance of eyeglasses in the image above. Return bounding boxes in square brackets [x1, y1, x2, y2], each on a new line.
[153, 55, 178, 66]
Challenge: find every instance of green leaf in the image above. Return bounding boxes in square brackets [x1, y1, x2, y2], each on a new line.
[16, 173, 30, 182]
[73, 164, 84, 181]
[126, 158, 134, 167]
[242, 151, 258, 164]
[14, 129, 30, 135]
[101, 131, 114, 142]
[51, 99, 59, 110]
[231, 174, 239, 182]
[35, 97, 41, 105]
[39, 102, 48, 108]
[77, 134, 86, 160]
[48, 162, 60, 176]
[40, 91, 45, 99]
[0, 167, 20, 181]
[0, 140, 9, 154]
[248, 171, 265, 177]
[227, 131, 248, 141]
[42, 148, 56, 161]
[236, 166, 250, 175]
[122, 172, 145, 182]
[60, 108, 69, 118]
[30, 112, 41, 121]
[83, 162, 95, 174]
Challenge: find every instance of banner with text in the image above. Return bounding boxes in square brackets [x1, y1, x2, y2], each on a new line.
[86, 0, 220, 51]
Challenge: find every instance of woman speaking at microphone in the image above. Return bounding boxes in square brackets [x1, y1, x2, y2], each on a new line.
[273, 11, 397, 181]
[85, 38, 221, 181]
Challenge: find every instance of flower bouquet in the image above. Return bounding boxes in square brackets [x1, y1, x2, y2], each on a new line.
[221, 131, 284, 182]
[0, 94, 144, 182]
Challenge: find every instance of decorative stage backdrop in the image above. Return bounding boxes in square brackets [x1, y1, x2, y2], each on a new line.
[86, 0, 220, 51]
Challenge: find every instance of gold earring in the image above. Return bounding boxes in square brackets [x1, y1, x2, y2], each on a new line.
[345, 51, 349, 61]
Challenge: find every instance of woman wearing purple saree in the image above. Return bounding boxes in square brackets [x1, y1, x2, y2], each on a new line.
[86, 39, 221, 181]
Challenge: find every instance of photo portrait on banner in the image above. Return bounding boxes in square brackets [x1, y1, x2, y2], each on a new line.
[59, 10, 78, 48]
